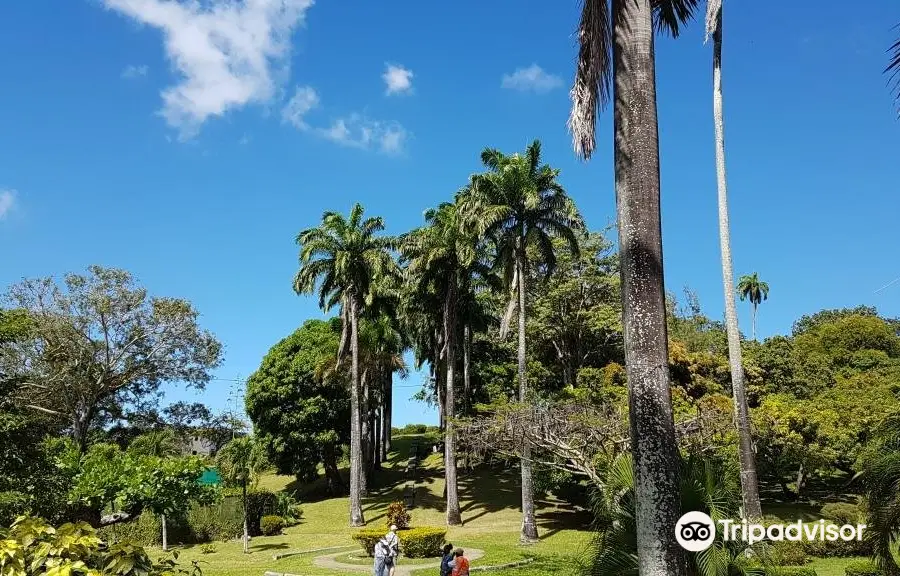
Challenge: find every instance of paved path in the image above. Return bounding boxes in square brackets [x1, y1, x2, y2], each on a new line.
[313, 548, 485, 576]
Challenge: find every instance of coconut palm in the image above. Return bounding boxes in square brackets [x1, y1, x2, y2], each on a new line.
[293, 203, 397, 526]
[568, 0, 702, 572]
[704, 0, 762, 519]
[216, 436, 269, 554]
[461, 140, 584, 542]
[736, 273, 769, 340]
[887, 28, 900, 110]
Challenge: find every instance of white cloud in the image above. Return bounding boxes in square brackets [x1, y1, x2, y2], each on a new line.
[281, 85, 319, 129]
[319, 114, 407, 154]
[383, 64, 413, 95]
[121, 64, 148, 79]
[0, 190, 16, 220]
[501, 64, 563, 93]
[101, 0, 314, 139]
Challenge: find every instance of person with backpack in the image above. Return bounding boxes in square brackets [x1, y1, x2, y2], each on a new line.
[383, 525, 400, 576]
[439, 543, 454, 576]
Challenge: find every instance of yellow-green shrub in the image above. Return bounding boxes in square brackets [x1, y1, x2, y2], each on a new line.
[399, 527, 447, 558]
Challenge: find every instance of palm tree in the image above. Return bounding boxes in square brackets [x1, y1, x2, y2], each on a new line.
[736, 273, 769, 340]
[403, 200, 491, 526]
[860, 411, 900, 576]
[216, 436, 268, 554]
[293, 203, 397, 526]
[887, 27, 900, 111]
[704, 0, 762, 520]
[462, 140, 584, 542]
[568, 0, 701, 572]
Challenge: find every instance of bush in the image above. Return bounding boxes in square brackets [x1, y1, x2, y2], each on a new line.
[799, 523, 871, 558]
[200, 543, 217, 554]
[844, 561, 884, 576]
[245, 490, 278, 535]
[763, 568, 817, 576]
[99, 511, 163, 546]
[399, 527, 447, 558]
[769, 541, 809, 566]
[820, 502, 861, 525]
[260, 515, 285, 536]
[352, 528, 386, 556]
[386, 501, 411, 530]
[185, 505, 242, 543]
[273, 492, 303, 526]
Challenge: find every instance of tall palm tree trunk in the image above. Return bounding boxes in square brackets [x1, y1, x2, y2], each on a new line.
[161, 515, 167, 552]
[349, 298, 365, 526]
[384, 370, 393, 456]
[517, 242, 539, 543]
[711, 4, 762, 520]
[612, 0, 683, 572]
[445, 279, 462, 526]
[752, 302, 758, 340]
[463, 324, 471, 416]
[374, 398, 382, 470]
[360, 370, 370, 495]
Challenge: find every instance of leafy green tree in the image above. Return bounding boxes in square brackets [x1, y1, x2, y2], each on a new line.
[860, 411, 900, 575]
[462, 139, 583, 542]
[245, 319, 350, 495]
[1, 266, 223, 452]
[736, 273, 769, 340]
[568, 0, 701, 570]
[215, 436, 268, 554]
[293, 204, 397, 527]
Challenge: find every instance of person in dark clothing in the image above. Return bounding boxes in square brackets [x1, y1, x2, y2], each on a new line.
[439, 543, 454, 576]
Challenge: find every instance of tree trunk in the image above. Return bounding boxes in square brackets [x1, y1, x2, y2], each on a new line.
[436, 361, 446, 433]
[323, 445, 345, 495]
[349, 298, 366, 526]
[612, 0, 684, 572]
[384, 369, 393, 455]
[795, 463, 805, 499]
[242, 480, 249, 554]
[444, 278, 462, 526]
[752, 302, 758, 340]
[360, 370, 370, 495]
[161, 514, 168, 551]
[517, 242, 539, 543]
[711, 5, 762, 521]
[463, 323, 471, 416]
[374, 400, 382, 470]
[73, 407, 94, 454]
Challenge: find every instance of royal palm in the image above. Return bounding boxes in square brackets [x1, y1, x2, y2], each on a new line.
[293, 203, 397, 526]
[462, 140, 583, 542]
[736, 272, 769, 340]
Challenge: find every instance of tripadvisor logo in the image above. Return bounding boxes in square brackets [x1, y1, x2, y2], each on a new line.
[675, 511, 867, 552]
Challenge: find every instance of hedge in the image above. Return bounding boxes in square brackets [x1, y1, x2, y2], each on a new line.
[763, 568, 817, 576]
[820, 502, 861, 525]
[352, 527, 447, 558]
[844, 560, 884, 576]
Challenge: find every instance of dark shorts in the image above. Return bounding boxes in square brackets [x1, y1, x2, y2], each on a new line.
[384, 557, 394, 567]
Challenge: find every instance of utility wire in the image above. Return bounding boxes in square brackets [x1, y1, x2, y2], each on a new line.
[874, 275, 900, 294]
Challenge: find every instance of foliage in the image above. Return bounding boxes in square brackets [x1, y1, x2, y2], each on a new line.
[243, 491, 278, 536]
[199, 544, 217, 555]
[259, 515, 284, 536]
[859, 411, 900, 574]
[762, 568, 817, 576]
[184, 504, 243, 543]
[68, 443, 217, 524]
[386, 501, 411, 530]
[0, 516, 202, 576]
[768, 541, 809, 566]
[352, 528, 389, 557]
[843, 561, 885, 576]
[1, 266, 223, 451]
[98, 511, 163, 546]
[127, 429, 180, 458]
[272, 492, 302, 527]
[399, 527, 448, 558]
[245, 319, 349, 488]
[821, 503, 862, 526]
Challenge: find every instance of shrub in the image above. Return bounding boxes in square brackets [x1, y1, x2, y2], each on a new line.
[763, 568, 817, 576]
[769, 541, 809, 566]
[260, 515, 285, 536]
[386, 501, 411, 530]
[245, 490, 278, 535]
[399, 527, 447, 558]
[273, 492, 303, 526]
[99, 511, 162, 546]
[352, 528, 386, 556]
[200, 543, 217, 554]
[820, 502, 861, 525]
[844, 561, 884, 576]
[185, 505, 242, 543]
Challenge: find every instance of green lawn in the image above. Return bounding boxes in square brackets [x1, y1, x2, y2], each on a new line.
[154, 435, 862, 576]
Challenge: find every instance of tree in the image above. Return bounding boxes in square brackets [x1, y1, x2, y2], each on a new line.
[462, 140, 584, 542]
[860, 411, 900, 576]
[216, 436, 268, 554]
[1, 266, 223, 452]
[245, 319, 350, 495]
[887, 27, 900, 113]
[568, 0, 701, 572]
[293, 203, 397, 527]
[704, 0, 762, 519]
[403, 200, 488, 526]
[736, 273, 769, 340]
[127, 429, 179, 458]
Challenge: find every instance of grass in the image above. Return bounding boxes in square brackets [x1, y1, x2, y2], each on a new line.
[153, 435, 866, 576]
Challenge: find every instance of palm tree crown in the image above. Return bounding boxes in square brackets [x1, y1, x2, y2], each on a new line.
[736, 272, 769, 307]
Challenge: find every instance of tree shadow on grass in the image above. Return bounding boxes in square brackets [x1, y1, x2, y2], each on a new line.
[249, 542, 290, 553]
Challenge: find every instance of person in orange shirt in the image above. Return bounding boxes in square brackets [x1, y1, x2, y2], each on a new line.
[448, 548, 469, 576]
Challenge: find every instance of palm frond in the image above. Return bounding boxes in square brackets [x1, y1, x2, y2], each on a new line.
[652, 0, 702, 38]
[887, 26, 900, 111]
[568, 0, 611, 160]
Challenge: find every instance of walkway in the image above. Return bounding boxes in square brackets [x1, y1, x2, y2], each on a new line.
[313, 548, 485, 576]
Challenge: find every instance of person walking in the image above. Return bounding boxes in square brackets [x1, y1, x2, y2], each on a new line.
[448, 548, 469, 576]
[384, 524, 400, 576]
[440, 543, 454, 576]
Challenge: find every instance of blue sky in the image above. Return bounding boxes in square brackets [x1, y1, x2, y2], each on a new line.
[1, 0, 899, 428]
